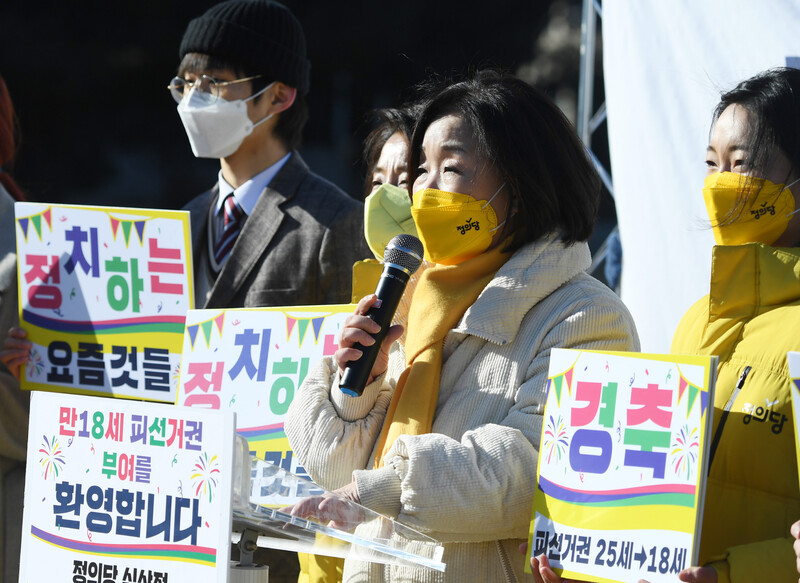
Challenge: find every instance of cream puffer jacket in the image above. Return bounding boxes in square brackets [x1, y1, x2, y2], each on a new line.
[286, 235, 640, 583]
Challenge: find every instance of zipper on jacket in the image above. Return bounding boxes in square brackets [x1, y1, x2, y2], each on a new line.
[496, 540, 520, 583]
[707, 365, 751, 473]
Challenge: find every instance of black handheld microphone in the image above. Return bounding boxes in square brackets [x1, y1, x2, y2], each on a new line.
[339, 234, 423, 397]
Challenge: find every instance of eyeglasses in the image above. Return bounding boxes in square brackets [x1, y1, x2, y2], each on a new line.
[168, 74, 264, 104]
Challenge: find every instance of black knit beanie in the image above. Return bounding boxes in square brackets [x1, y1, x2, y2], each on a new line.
[179, 0, 311, 95]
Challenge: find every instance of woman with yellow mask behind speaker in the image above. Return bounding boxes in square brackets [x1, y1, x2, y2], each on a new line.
[284, 69, 639, 583]
[349, 104, 422, 303]
[299, 104, 423, 583]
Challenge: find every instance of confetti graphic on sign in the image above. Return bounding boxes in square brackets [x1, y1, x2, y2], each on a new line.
[191, 452, 221, 502]
[543, 414, 569, 464]
[38, 435, 66, 480]
[671, 424, 699, 480]
[26, 348, 45, 378]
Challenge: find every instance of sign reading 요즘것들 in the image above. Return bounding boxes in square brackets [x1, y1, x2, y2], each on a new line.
[15, 202, 193, 402]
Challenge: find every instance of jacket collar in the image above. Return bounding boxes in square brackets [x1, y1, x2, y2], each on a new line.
[454, 234, 592, 344]
[204, 151, 309, 308]
[709, 243, 800, 321]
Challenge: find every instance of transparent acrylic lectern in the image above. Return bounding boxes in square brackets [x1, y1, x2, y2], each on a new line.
[229, 436, 445, 581]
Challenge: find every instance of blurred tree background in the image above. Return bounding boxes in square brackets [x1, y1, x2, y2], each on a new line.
[0, 0, 607, 224]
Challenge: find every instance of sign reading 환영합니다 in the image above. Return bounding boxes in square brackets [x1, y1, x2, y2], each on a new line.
[528, 348, 717, 583]
[176, 305, 353, 504]
[15, 202, 193, 403]
[19, 390, 236, 583]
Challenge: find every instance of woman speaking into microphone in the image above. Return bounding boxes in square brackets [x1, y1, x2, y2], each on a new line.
[285, 69, 639, 583]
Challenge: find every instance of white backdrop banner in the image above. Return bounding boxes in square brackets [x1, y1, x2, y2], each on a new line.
[603, 0, 800, 352]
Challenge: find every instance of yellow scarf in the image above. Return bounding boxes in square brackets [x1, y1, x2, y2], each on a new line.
[350, 258, 383, 303]
[373, 242, 512, 468]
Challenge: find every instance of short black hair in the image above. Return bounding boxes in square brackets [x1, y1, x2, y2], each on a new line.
[361, 104, 422, 198]
[178, 52, 308, 151]
[713, 67, 800, 177]
[408, 69, 600, 249]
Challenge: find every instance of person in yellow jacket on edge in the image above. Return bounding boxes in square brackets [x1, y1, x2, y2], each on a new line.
[668, 66, 800, 583]
[532, 67, 800, 583]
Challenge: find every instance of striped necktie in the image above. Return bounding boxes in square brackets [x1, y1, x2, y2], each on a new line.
[214, 194, 245, 265]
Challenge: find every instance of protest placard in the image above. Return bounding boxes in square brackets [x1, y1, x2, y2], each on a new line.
[528, 349, 716, 583]
[20, 390, 236, 583]
[15, 202, 193, 403]
[176, 305, 353, 503]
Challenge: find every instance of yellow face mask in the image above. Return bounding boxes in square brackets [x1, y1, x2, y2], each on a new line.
[364, 183, 418, 259]
[702, 172, 800, 246]
[411, 184, 505, 265]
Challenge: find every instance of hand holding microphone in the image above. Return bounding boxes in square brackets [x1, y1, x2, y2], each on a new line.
[337, 234, 423, 396]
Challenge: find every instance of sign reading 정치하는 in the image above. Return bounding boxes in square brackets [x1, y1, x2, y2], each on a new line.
[177, 305, 353, 504]
[15, 202, 193, 403]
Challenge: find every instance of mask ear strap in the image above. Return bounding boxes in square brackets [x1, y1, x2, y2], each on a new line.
[252, 112, 274, 129]
[485, 182, 514, 233]
[482, 182, 506, 209]
[248, 82, 278, 129]
[786, 176, 800, 190]
[245, 81, 276, 104]
[783, 176, 800, 217]
[489, 218, 506, 234]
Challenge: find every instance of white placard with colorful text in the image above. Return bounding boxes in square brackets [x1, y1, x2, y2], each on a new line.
[15, 202, 193, 403]
[177, 305, 353, 504]
[20, 391, 235, 583]
[528, 349, 716, 583]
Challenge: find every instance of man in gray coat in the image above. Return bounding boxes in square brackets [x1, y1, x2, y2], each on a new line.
[172, 0, 368, 309]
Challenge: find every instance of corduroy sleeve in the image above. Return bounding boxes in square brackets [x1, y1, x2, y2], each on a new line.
[284, 352, 399, 491]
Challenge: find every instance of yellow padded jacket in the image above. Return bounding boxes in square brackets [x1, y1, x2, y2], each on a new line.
[672, 243, 800, 583]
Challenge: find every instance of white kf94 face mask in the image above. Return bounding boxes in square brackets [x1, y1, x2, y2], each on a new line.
[177, 81, 275, 159]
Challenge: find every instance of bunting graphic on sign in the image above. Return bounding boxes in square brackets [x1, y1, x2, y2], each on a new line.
[530, 349, 717, 583]
[17, 207, 53, 242]
[548, 361, 576, 408]
[285, 314, 328, 347]
[186, 312, 226, 349]
[109, 215, 149, 246]
[677, 368, 709, 418]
